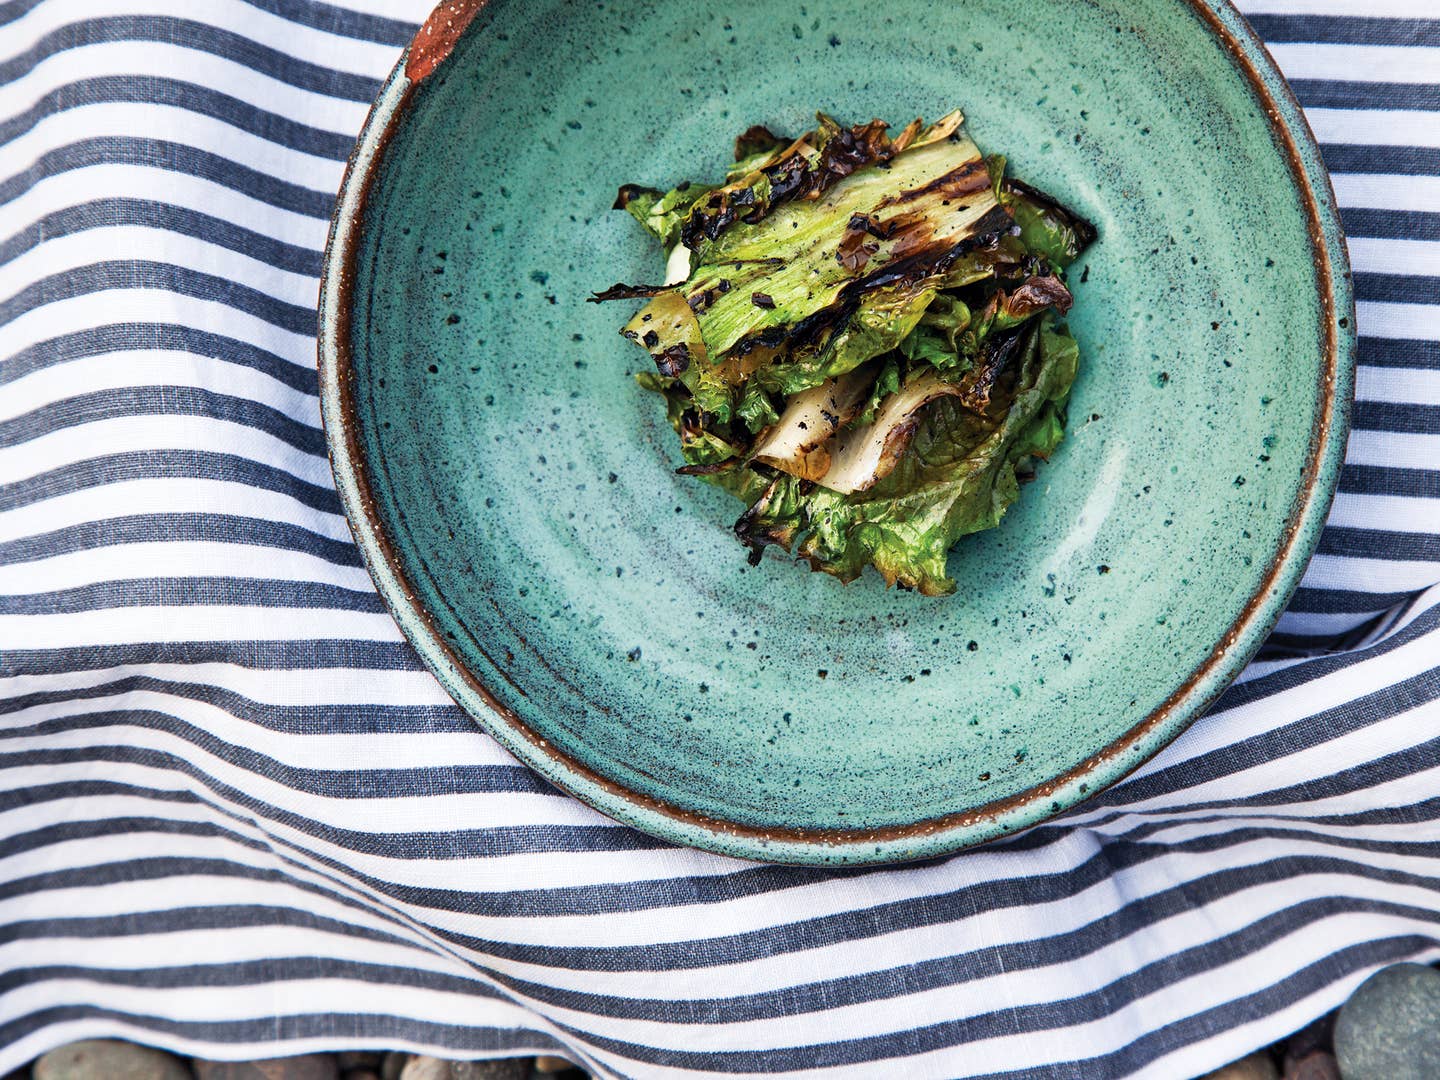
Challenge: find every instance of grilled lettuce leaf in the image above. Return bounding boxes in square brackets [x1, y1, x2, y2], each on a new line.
[603, 112, 1017, 419]
[602, 110, 1094, 595]
[737, 326, 1078, 594]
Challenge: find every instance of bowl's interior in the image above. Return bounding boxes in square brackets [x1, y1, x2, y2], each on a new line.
[347, 0, 1333, 846]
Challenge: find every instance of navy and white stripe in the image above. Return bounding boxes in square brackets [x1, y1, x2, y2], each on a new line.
[1, 1, 1437, 1077]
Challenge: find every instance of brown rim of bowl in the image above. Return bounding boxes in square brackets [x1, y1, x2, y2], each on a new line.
[318, 0, 1353, 857]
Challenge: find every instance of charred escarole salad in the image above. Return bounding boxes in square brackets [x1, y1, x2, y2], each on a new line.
[592, 110, 1095, 596]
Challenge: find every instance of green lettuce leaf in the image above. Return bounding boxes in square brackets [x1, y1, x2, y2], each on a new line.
[899, 324, 962, 371]
[987, 155, 1097, 269]
[738, 324, 1079, 595]
[614, 183, 718, 251]
[735, 380, 781, 433]
[855, 354, 903, 427]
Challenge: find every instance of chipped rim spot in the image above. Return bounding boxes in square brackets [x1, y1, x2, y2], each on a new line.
[405, 0, 488, 83]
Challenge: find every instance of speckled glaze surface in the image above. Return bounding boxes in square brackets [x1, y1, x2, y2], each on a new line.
[320, 0, 1355, 864]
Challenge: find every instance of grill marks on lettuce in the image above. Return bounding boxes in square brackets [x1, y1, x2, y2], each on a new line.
[602, 110, 1095, 594]
[679, 113, 930, 250]
[685, 152, 1004, 368]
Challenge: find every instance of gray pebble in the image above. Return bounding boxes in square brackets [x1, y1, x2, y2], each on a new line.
[1284, 1012, 1335, 1069]
[1197, 1052, 1279, 1079]
[1335, 963, 1440, 1080]
[447, 1061, 529, 1079]
[35, 1041, 192, 1080]
[1284, 1050, 1340, 1080]
[193, 1056, 338, 1080]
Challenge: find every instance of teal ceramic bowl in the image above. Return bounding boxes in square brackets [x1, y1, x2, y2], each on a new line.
[320, 0, 1354, 864]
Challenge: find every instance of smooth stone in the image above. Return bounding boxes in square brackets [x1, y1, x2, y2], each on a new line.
[1284, 1012, 1335, 1069]
[1198, 1052, 1279, 1080]
[337, 1054, 383, 1071]
[1335, 963, 1440, 1080]
[397, 1059, 447, 1080]
[193, 1056, 338, 1080]
[532, 1060, 572, 1075]
[447, 1062, 529, 1080]
[35, 1040, 192, 1080]
[1284, 1050, 1340, 1080]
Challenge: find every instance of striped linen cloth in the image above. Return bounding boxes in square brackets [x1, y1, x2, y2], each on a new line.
[0, 0, 1437, 1077]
